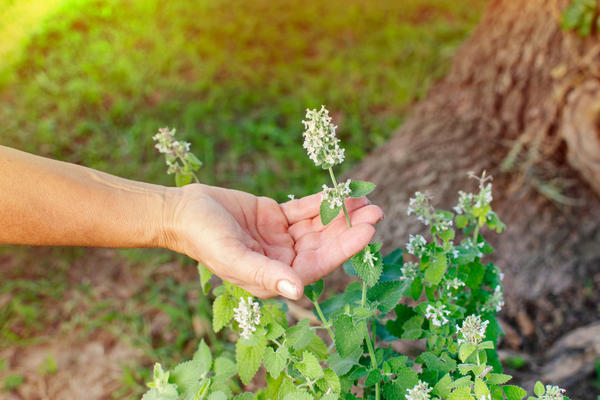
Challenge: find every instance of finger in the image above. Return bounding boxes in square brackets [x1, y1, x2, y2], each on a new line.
[238, 249, 304, 300]
[280, 193, 322, 225]
[294, 204, 382, 252]
[288, 197, 371, 240]
[294, 223, 376, 283]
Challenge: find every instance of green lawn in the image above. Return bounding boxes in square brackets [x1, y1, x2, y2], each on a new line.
[0, 0, 486, 397]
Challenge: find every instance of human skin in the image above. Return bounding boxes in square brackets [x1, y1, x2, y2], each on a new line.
[0, 145, 383, 299]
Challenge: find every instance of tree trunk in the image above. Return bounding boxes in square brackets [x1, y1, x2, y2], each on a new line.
[350, 0, 600, 387]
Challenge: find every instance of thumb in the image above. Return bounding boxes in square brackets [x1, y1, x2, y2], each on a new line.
[240, 250, 304, 300]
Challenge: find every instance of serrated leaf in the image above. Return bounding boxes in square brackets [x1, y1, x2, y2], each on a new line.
[186, 153, 203, 170]
[455, 214, 468, 229]
[320, 200, 341, 226]
[351, 244, 383, 287]
[266, 323, 285, 340]
[382, 367, 418, 399]
[424, 253, 447, 285]
[264, 345, 289, 379]
[503, 385, 527, 400]
[474, 377, 489, 398]
[349, 180, 376, 197]
[534, 381, 545, 396]
[485, 373, 512, 385]
[449, 385, 473, 400]
[327, 346, 362, 376]
[333, 314, 365, 358]
[207, 391, 227, 400]
[304, 280, 323, 302]
[383, 248, 403, 265]
[282, 393, 313, 400]
[316, 369, 341, 393]
[175, 172, 193, 187]
[192, 340, 212, 369]
[305, 335, 328, 359]
[365, 369, 382, 387]
[214, 357, 236, 381]
[236, 334, 267, 385]
[367, 280, 408, 313]
[410, 276, 423, 301]
[212, 294, 236, 333]
[197, 262, 213, 294]
[171, 360, 209, 394]
[459, 343, 476, 363]
[295, 351, 324, 380]
[141, 387, 179, 400]
[287, 319, 315, 351]
[434, 373, 453, 398]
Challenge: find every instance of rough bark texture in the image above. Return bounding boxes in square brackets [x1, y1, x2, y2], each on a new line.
[349, 0, 600, 391]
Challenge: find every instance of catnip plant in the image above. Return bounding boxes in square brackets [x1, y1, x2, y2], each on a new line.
[141, 108, 569, 400]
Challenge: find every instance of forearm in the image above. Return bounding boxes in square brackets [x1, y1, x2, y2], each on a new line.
[0, 145, 175, 248]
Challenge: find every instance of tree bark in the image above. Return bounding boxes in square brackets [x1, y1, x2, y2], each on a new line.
[351, 0, 600, 355]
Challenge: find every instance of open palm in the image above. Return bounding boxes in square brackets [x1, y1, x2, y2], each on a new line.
[170, 184, 383, 299]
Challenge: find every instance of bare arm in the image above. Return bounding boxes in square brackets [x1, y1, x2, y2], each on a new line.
[0, 145, 171, 248]
[0, 145, 383, 299]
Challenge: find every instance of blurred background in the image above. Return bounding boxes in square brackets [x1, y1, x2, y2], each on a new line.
[0, 0, 486, 398]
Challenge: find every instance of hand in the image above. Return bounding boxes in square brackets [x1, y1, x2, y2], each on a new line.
[164, 184, 383, 300]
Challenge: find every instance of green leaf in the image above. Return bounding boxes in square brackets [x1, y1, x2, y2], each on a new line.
[212, 294, 236, 333]
[367, 280, 408, 313]
[327, 346, 362, 376]
[295, 351, 324, 380]
[214, 357, 236, 381]
[434, 373, 453, 398]
[474, 377, 489, 398]
[141, 388, 179, 400]
[266, 323, 285, 340]
[320, 200, 341, 226]
[351, 244, 383, 287]
[305, 335, 328, 359]
[485, 373, 512, 385]
[349, 180, 376, 197]
[317, 369, 341, 394]
[197, 262, 213, 294]
[175, 172, 193, 187]
[504, 385, 527, 400]
[439, 228, 455, 242]
[365, 369, 382, 387]
[304, 280, 324, 302]
[381, 367, 418, 398]
[410, 276, 423, 301]
[171, 360, 207, 394]
[287, 319, 315, 351]
[208, 392, 227, 400]
[385, 304, 417, 338]
[455, 214, 468, 229]
[479, 341, 494, 350]
[192, 340, 212, 370]
[459, 343, 476, 363]
[534, 381, 545, 397]
[449, 386, 474, 400]
[236, 333, 267, 385]
[424, 252, 447, 285]
[264, 345, 289, 379]
[401, 315, 424, 340]
[333, 314, 365, 358]
[186, 153, 203, 170]
[282, 393, 313, 400]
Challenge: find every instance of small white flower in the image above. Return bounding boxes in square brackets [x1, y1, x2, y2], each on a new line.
[288, 194, 295, 200]
[321, 179, 351, 209]
[406, 234, 427, 257]
[454, 190, 474, 215]
[483, 286, 504, 313]
[445, 277, 465, 291]
[407, 192, 433, 225]
[302, 106, 345, 168]
[233, 297, 262, 339]
[363, 247, 378, 269]
[479, 395, 491, 400]
[540, 385, 566, 400]
[153, 127, 191, 158]
[456, 315, 489, 346]
[399, 262, 418, 281]
[425, 304, 450, 327]
[406, 380, 432, 400]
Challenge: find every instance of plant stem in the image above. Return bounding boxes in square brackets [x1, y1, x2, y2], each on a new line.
[328, 167, 351, 228]
[361, 282, 367, 308]
[313, 300, 335, 343]
[364, 323, 379, 400]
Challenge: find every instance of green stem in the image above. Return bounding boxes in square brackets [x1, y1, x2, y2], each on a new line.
[313, 300, 335, 343]
[361, 282, 367, 308]
[328, 167, 351, 228]
[364, 322, 379, 400]
[472, 223, 480, 242]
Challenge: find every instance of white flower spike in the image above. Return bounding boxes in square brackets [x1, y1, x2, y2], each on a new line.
[233, 297, 262, 339]
[302, 105, 345, 168]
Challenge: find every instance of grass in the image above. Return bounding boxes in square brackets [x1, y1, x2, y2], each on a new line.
[0, 0, 486, 397]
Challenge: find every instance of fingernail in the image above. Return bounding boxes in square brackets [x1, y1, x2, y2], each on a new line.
[277, 280, 299, 300]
